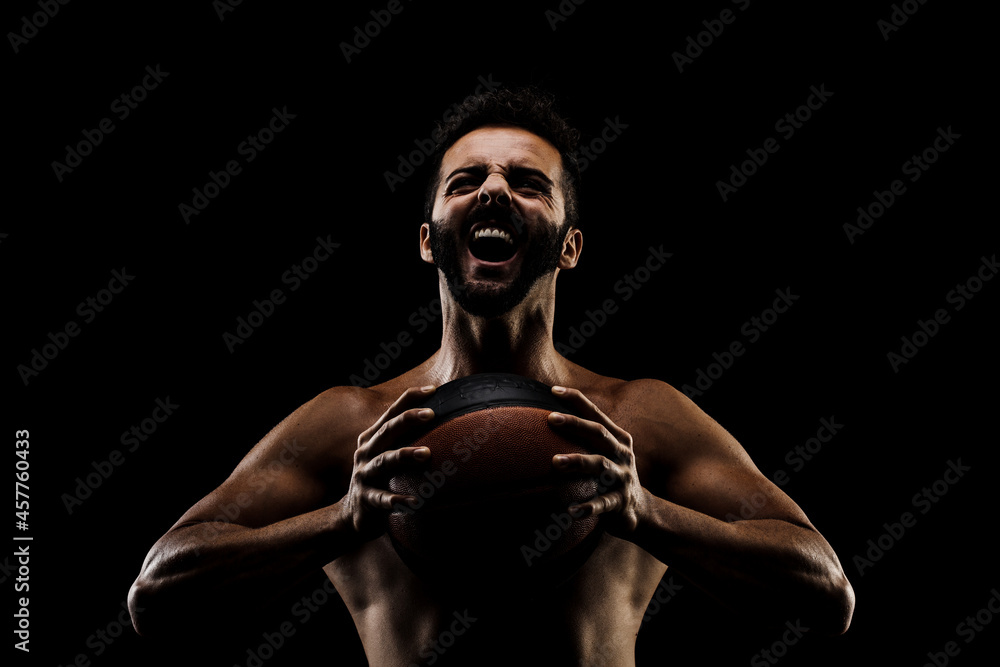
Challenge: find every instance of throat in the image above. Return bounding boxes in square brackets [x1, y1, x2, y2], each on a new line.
[436, 305, 560, 380]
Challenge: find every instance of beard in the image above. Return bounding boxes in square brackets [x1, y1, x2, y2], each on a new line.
[428, 204, 568, 319]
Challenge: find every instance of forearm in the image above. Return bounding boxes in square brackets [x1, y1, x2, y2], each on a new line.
[129, 499, 357, 637]
[632, 490, 854, 635]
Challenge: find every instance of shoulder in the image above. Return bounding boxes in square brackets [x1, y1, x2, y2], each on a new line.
[242, 384, 394, 476]
[583, 376, 747, 468]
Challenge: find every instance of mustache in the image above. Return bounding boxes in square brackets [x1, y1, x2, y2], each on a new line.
[464, 204, 527, 235]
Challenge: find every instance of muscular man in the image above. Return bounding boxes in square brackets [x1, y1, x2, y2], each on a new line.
[129, 87, 854, 665]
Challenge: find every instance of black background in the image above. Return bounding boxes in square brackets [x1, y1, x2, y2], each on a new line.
[5, 1, 996, 665]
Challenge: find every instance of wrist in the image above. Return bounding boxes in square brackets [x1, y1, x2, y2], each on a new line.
[630, 488, 668, 554]
[323, 498, 364, 557]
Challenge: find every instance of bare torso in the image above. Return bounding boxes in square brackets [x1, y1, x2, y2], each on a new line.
[324, 362, 669, 666]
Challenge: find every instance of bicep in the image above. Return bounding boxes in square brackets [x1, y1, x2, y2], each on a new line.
[170, 395, 354, 531]
[640, 387, 813, 529]
[173, 453, 329, 531]
[663, 451, 812, 529]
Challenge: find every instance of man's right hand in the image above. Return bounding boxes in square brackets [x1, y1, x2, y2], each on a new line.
[342, 385, 437, 543]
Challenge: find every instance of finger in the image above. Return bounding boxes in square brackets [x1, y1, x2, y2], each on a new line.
[550, 386, 632, 445]
[364, 445, 432, 482]
[547, 411, 623, 459]
[361, 486, 419, 512]
[358, 385, 437, 446]
[569, 491, 624, 519]
[552, 452, 617, 477]
[359, 408, 437, 462]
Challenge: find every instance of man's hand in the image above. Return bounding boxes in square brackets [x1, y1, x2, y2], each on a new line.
[547, 385, 648, 536]
[343, 385, 437, 542]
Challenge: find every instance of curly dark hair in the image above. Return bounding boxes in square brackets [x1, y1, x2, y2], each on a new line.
[423, 86, 582, 228]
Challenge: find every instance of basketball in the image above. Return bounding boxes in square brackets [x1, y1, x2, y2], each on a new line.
[388, 373, 603, 589]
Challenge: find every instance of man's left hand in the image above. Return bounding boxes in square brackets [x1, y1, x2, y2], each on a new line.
[547, 386, 648, 536]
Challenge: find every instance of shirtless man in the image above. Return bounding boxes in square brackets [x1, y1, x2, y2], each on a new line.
[128, 87, 854, 665]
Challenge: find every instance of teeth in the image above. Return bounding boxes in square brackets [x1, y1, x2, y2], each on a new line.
[474, 227, 514, 244]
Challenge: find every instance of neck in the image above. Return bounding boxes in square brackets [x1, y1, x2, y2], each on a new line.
[425, 277, 570, 386]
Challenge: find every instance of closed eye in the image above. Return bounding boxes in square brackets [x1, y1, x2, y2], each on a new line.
[448, 178, 480, 194]
[513, 178, 548, 194]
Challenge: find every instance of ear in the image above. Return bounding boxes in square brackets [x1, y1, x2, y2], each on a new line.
[419, 223, 435, 264]
[558, 226, 583, 270]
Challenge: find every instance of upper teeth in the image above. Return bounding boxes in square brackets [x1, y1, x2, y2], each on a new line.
[474, 227, 513, 244]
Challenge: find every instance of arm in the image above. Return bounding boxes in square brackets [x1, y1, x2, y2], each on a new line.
[549, 381, 855, 636]
[128, 385, 436, 638]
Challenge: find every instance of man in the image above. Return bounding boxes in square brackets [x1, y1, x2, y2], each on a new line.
[129, 87, 854, 665]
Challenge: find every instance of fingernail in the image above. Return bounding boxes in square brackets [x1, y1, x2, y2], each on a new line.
[552, 385, 567, 394]
[417, 408, 434, 420]
[569, 505, 585, 518]
[420, 385, 436, 393]
[549, 412, 566, 424]
[554, 455, 569, 467]
[414, 447, 431, 460]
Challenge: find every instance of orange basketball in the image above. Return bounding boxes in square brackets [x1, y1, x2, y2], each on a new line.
[388, 374, 603, 590]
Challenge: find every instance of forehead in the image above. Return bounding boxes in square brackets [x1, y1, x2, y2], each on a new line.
[439, 125, 563, 179]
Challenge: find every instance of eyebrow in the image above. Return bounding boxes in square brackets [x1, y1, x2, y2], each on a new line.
[444, 164, 555, 186]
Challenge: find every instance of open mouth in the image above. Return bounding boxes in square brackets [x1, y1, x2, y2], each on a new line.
[468, 223, 518, 263]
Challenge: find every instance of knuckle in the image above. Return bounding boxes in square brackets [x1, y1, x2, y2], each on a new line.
[357, 428, 372, 449]
[375, 420, 392, 440]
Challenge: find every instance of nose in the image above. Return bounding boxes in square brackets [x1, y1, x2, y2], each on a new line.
[477, 173, 512, 208]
